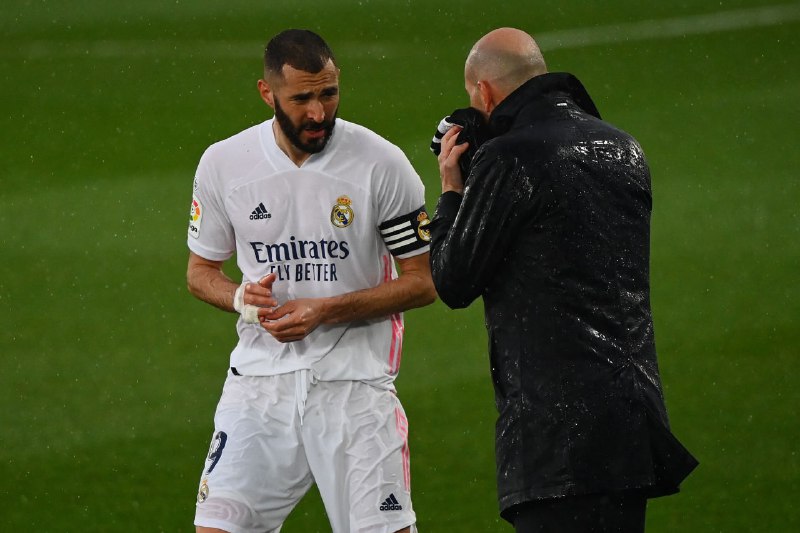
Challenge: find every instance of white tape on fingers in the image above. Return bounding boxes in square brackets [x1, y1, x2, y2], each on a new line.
[233, 283, 247, 313]
[241, 304, 260, 324]
[233, 282, 260, 324]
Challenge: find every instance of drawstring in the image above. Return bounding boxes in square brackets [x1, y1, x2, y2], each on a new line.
[294, 369, 318, 425]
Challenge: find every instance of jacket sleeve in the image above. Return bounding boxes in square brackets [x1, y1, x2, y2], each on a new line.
[429, 145, 530, 309]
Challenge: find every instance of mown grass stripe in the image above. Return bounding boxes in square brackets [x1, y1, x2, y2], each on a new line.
[5, 3, 799, 59]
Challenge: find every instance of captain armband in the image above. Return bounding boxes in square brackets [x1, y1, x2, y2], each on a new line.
[379, 206, 432, 257]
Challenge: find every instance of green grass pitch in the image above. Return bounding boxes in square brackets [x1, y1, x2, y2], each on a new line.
[1, 0, 798, 530]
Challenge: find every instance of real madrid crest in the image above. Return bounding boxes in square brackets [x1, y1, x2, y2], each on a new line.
[197, 479, 209, 503]
[417, 211, 431, 242]
[331, 195, 354, 228]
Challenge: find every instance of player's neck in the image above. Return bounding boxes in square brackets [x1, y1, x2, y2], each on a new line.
[272, 122, 312, 167]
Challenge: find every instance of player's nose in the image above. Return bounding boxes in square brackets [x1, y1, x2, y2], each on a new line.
[306, 100, 325, 122]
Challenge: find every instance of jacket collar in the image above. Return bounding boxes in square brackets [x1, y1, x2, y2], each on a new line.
[488, 72, 601, 136]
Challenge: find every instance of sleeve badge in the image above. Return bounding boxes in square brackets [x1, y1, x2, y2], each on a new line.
[189, 195, 203, 239]
[417, 211, 431, 242]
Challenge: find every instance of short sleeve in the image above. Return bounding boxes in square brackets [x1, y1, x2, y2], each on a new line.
[186, 147, 235, 261]
[374, 145, 430, 258]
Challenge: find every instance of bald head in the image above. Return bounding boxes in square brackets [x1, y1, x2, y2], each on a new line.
[465, 28, 547, 98]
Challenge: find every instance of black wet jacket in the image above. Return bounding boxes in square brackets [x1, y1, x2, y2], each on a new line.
[429, 73, 697, 517]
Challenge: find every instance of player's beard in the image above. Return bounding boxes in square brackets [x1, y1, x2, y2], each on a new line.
[274, 98, 337, 155]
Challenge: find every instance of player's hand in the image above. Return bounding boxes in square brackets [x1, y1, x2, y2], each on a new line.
[233, 273, 278, 323]
[438, 126, 470, 194]
[249, 273, 278, 307]
[258, 298, 324, 342]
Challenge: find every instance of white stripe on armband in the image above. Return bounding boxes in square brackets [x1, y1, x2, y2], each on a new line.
[384, 229, 415, 242]
[386, 237, 418, 250]
[380, 221, 412, 235]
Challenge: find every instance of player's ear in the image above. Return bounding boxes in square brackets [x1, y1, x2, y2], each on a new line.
[477, 80, 495, 115]
[257, 79, 275, 109]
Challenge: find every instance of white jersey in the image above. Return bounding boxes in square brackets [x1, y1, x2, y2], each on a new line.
[187, 118, 430, 388]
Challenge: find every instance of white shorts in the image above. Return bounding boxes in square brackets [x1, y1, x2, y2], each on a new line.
[194, 372, 416, 533]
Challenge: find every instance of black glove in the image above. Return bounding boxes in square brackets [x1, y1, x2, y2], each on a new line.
[430, 107, 489, 177]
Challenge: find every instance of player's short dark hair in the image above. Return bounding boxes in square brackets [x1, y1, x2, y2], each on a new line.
[264, 29, 337, 80]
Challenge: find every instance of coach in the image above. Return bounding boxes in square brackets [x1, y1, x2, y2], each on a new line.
[429, 28, 697, 532]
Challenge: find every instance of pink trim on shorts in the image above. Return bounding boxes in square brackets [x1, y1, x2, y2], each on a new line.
[395, 407, 411, 490]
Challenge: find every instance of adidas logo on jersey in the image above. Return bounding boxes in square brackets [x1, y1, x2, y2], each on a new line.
[250, 202, 272, 220]
[379, 493, 403, 511]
